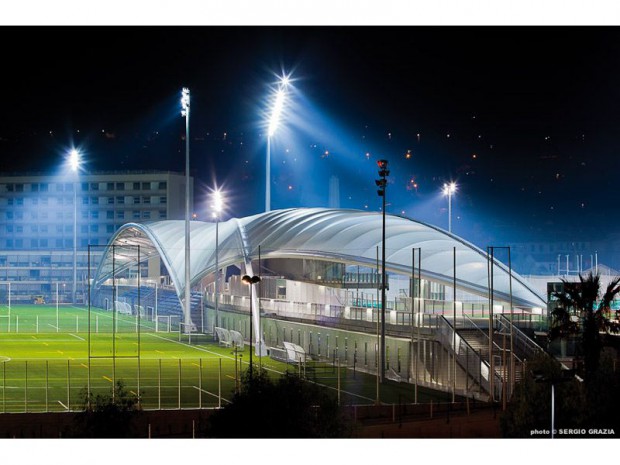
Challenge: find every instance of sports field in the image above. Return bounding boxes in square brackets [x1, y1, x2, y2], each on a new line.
[0, 305, 447, 414]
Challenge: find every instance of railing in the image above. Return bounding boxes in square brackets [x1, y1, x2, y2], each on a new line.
[437, 316, 501, 399]
[496, 314, 544, 362]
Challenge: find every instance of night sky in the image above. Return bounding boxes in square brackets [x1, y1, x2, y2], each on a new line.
[1, 26, 619, 258]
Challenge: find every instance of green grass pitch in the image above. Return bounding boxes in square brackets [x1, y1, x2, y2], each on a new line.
[0, 305, 448, 413]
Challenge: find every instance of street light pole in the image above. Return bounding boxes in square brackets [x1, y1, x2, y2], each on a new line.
[375, 159, 389, 383]
[242, 274, 261, 382]
[181, 88, 191, 331]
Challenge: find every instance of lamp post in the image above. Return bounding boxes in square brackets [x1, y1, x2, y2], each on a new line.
[181, 87, 191, 331]
[212, 189, 223, 335]
[69, 149, 80, 304]
[266, 75, 290, 212]
[375, 159, 389, 383]
[242, 274, 261, 382]
[443, 182, 457, 233]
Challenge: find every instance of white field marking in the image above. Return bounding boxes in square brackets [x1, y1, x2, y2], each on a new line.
[103, 376, 113, 383]
[56, 350, 64, 355]
[130, 390, 136, 396]
[47, 324, 59, 330]
[31, 335, 37, 340]
[43, 343, 49, 346]
[191, 362, 201, 368]
[145, 332, 287, 377]
[192, 386, 231, 404]
[0, 356, 11, 363]
[155, 350, 164, 354]
[146, 332, 238, 360]
[81, 363, 88, 369]
[69, 333, 85, 341]
[225, 375, 235, 380]
[57, 401, 69, 410]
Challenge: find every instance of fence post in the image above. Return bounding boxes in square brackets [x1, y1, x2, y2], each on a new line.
[24, 360, 28, 413]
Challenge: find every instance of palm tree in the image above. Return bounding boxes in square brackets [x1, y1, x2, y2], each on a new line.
[551, 272, 620, 382]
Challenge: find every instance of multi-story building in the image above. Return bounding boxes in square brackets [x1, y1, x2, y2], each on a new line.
[0, 171, 192, 304]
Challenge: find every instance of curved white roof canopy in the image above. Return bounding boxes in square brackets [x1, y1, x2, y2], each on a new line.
[94, 208, 546, 309]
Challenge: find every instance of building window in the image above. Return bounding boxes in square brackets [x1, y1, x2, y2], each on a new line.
[160, 196, 167, 204]
[40, 239, 48, 247]
[142, 211, 151, 219]
[6, 225, 13, 233]
[116, 196, 124, 204]
[81, 211, 89, 220]
[143, 196, 150, 204]
[91, 196, 99, 205]
[158, 181, 167, 190]
[31, 239, 38, 248]
[31, 225, 38, 233]
[142, 182, 151, 190]
[15, 239, 23, 248]
[107, 182, 114, 191]
[116, 211, 124, 219]
[108, 197, 114, 204]
[56, 225, 63, 234]
[56, 239, 63, 248]
[15, 212, 23, 220]
[116, 182, 124, 191]
[90, 183, 99, 191]
[56, 183, 64, 192]
[106, 225, 114, 233]
[91, 211, 99, 219]
[81, 225, 88, 233]
[133, 211, 141, 219]
[32, 184, 39, 192]
[81, 182, 89, 191]
[90, 224, 98, 233]
[40, 183, 49, 192]
[133, 196, 140, 204]
[159, 211, 167, 219]
[133, 182, 140, 190]
[107, 211, 114, 219]
[16, 198, 23, 206]
[6, 212, 13, 220]
[16, 225, 23, 233]
[41, 225, 48, 233]
[82, 197, 89, 205]
[15, 184, 24, 192]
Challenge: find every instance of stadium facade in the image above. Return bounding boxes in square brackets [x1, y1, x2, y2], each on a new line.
[0, 171, 192, 304]
[93, 207, 547, 400]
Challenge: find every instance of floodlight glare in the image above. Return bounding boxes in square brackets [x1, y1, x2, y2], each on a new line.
[212, 189, 224, 214]
[443, 182, 457, 196]
[268, 89, 286, 137]
[69, 149, 80, 172]
[181, 87, 190, 117]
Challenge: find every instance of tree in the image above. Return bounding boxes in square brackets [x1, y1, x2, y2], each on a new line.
[550, 272, 620, 382]
[65, 380, 143, 438]
[206, 369, 349, 438]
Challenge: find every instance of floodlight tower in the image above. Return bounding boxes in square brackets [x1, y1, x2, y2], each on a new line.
[375, 159, 389, 383]
[69, 149, 80, 304]
[181, 87, 192, 330]
[266, 75, 290, 212]
[443, 182, 457, 233]
[212, 189, 224, 334]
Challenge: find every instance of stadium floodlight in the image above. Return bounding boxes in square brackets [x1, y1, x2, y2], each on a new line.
[442, 182, 457, 233]
[212, 189, 224, 337]
[242, 274, 261, 382]
[67, 148, 81, 304]
[265, 74, 291, 212]
[181, 87, 192, 331]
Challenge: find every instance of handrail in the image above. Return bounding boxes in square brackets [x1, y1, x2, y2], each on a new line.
[462, 314, 504, 355]
[437, 316, 502, 398]
[496, 314, 544, 360]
